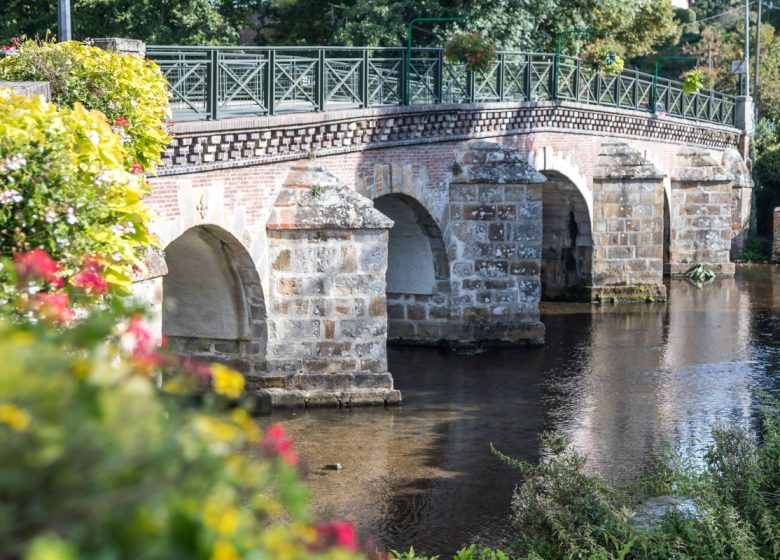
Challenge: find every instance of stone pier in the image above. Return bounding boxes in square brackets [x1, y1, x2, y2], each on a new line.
[669, 148, 735, 276]
[591, 142, 666, 302]
[263, 163, 400, 407]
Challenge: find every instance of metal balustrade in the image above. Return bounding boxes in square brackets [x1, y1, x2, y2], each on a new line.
[147, 45, 737, 126]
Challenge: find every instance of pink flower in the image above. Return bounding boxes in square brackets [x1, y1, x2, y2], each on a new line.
[182, 357, 213, 381]
[316, 520, 359, 552]
[30, 293, 74, 324]
[261, 424, 298, 466]
[130, 161, 143, 174]
[72, 268, 108, 294]
[14, 249, 61, 285]
[114, 116, 130, 127]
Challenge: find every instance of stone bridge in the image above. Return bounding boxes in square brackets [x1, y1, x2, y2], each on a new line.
[135, 99, 753, 408]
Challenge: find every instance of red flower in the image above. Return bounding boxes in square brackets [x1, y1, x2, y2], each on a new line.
[30, 293, 74, 324]
[316, 520, 358, 552]
[114, 116, 130, 127]
[130, 161, 143, 174]
[14, 249, 61, 285]
[261, 424, 298, 466]
[72, 268, 108, 295]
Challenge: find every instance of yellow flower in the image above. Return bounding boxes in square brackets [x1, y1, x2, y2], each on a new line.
[261, 526, 307, 560]
[211, 364, 245, 399]
[230, 409, 261, 442]
[203, 495, 241, 537]
[210, 540, 240, 560]
[0, 403, 32, 432]
[194, 416, 241, 444]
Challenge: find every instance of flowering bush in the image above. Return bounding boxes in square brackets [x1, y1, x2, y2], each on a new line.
[580, 37, 625, 75]
[0, 39, 171, 172]
[0, 88, 155, 295]
[0, 250, 373, 560]
[680, 67, 716, 95]
[444, 31, 497, 74]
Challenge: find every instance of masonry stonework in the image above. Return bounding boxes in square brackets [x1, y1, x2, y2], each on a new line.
[669, 148, 735, 276]
[263, 163, 400, 407]
[591, 142, 666, 302]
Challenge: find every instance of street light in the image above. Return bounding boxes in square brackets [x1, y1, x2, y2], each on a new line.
[405, 17, 467, 105]
[554, 29, 607, 100]
[58, 0, 72, 41]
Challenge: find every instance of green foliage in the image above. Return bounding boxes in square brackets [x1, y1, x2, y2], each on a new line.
[0, 0, 253, 46]
[680, 67, 716, 94]
[493, 409, 780, 559]
[0, 88, 154, 294]
[0, 258, 367, 559]
[0, 40, 170, 172]
[444, 31, 497, 74]
[580, 37, 626, 74]
[754, 147, 780, 192]
[741, 236, 772, 262]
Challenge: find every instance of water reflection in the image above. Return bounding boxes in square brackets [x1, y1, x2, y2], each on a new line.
[265, 265, 780, 556]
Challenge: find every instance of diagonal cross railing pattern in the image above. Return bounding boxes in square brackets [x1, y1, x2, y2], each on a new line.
[146, 45, 738, 127]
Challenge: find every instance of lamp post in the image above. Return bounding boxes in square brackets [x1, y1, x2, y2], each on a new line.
[652, 55, 697, 114]
[405, 17, 467, 105]
[58, 0, 72, 41]
[744, 0, 750, 97]
[554, 29, 607, 100]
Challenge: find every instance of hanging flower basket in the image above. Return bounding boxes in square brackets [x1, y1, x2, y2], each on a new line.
[680, 67, 716, 95]
[444, 31, 497, 74]
[580, 37, 625, 75]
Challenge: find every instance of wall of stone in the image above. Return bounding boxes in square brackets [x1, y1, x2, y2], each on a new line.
[264, 163, 400, 406]
[773, 208, 780, 262]
[669, 148, 735, 276]
[591, 142, 666, 302]
[721, 148, 753, 260]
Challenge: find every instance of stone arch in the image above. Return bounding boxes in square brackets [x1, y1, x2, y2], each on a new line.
[373, 192, 450, 342]
[355, 161, 445, 230]
[540, 170, 593, 300]
[528, 147, 592, 223]
[163, 224, 267, 375]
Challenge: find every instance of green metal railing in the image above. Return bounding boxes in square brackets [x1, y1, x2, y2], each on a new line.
[147, 45, 737, 126]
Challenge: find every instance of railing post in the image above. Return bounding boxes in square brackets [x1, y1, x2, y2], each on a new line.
[265, 49, 275, 115]
[468, 70, 475, 103]
[435, 49, 444, 104]
[401, 48, 409, 105]
[551, 55, 557, 100]
[361, 49, 369, 108]
[497, 53, 505, 102]
[525, 53, 532, 101]
[207, 48, 218, 120]
[574, 58, 581, 102]
[316, 49, 326, 111]
[596, 72, 602, 106]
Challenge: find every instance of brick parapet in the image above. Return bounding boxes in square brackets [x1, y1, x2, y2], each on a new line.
[160, 101, 741, 176]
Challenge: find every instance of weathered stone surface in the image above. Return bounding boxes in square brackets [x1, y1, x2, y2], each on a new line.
[264, 163, 396, 407]
[453, 141, 548, 184]
[721, 148, 753, 259]
[0, 81, 50, 100]
[669, 148, 735, 275]
[591, 142, 667, 302]
[131, 246, 168, 281]
[90, 38, 146, 56]
[267, 163, 394, 230]
[773, 208, 780, 263]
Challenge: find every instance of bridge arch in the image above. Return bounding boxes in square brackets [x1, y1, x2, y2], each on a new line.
[540, 170, 594, 300]
[162, 224, 267, 373]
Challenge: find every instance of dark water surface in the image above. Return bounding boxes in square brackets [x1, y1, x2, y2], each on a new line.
[266, 265, 780, 556]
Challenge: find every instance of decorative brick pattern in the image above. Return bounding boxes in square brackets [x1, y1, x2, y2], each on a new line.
[159, 101, 740, 176]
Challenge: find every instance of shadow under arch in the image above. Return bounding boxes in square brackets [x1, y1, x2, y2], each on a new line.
[540, 170, 593, 300]
[373, 193, 451, 342]
[163, 224, 267, 374]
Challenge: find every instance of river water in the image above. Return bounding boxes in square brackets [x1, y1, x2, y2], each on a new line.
[266, 264, 780, 556]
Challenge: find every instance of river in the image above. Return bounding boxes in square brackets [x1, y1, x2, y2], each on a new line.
[265, 264, 780, 556]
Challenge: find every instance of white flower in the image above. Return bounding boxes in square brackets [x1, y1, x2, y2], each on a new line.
[4, 154, 26, 171]
[66, 207, 77, 225]
[87, 130, 100, 145]
[112, 252, 122, 262]
[44, 208, 58, 223]
[0, 189, 22, 204]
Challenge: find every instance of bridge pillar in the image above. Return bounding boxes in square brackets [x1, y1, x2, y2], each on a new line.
[669, 148, 735, 276]
[591, 142, 667, 303]
[264, 162, 400, 407]
[446, 141, 547, 345]
[721, 149, 753, 260]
